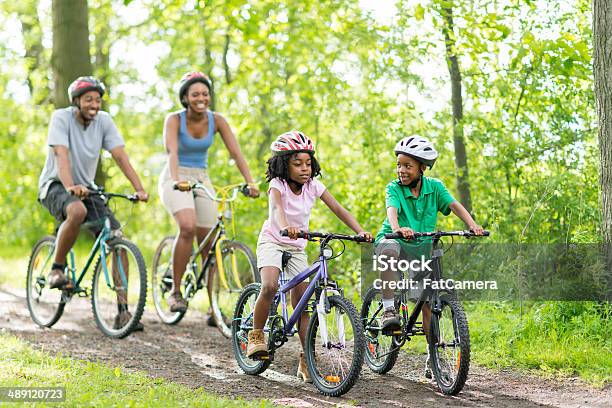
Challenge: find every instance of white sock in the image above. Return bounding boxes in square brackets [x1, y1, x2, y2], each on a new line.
[382, 298, 395, 310]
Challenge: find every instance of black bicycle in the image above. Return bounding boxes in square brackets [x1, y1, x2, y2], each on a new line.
[361, 230, 489, 395]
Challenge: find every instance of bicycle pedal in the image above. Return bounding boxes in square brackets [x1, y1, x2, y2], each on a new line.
[77, 290, 89, 298]
[382, 328, 403, 336]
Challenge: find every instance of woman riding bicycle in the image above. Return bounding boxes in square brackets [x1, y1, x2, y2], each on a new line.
[158, 71, 259, 313]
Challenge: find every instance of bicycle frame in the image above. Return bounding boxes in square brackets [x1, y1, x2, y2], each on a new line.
[273, 255, 330, 337]
[186, 183, 247, 294]
[365, 239, 446, 339]
[58, 217, 125, 298]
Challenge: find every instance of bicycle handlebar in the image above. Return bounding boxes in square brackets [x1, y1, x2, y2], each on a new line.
[173, 182, 250, 202]
[87, 190, 140, 202]
[384, 230, 490, 239]
[280, 230, 370, 243]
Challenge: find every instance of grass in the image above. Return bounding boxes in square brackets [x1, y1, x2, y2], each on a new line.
[466, 301, 612, 387]
[0, 334, 271, 407]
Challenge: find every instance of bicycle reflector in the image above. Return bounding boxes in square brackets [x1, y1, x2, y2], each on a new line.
[325, 375, 341, 383]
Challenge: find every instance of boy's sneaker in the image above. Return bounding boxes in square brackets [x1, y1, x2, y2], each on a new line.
[113, 311, 144, 332]
[47, 269, 69, 289]
[381, 307, 401, 333]
[297, 352, 312, 383]
[167, 291, 187, 313]
[246, 329, 268, 359]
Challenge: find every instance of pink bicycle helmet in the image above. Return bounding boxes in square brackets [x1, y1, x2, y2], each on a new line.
[271, 131, 315, 156]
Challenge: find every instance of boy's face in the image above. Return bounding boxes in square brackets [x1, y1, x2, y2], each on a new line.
[396, 154, 425, 186]
[288, 152, 312, 184]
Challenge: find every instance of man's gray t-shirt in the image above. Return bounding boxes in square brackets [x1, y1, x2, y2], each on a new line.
[38, 107, 124, 199]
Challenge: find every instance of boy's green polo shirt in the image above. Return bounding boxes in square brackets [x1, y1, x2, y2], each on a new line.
[375, 176, 456, 254]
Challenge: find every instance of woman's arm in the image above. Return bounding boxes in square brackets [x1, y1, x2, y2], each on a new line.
[163, 113, 181, 182]
[320, 190, 372, 240]
[216, 113, 259, 197]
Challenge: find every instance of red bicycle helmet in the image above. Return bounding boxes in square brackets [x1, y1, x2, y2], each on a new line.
[68, 76, 105, 102]
[179, 71, 212, 107]
[271, 131, 315, 156]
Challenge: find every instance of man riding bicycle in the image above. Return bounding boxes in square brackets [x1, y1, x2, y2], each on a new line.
[37, 76, 148, 329]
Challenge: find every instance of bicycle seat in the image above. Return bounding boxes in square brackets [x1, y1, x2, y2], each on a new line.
[281, 251, 292, 269]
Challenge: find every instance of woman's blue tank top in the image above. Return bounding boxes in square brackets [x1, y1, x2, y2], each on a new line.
[177, 110, 215, 168]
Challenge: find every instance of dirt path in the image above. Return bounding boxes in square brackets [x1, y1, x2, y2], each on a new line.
[2, 286, 610, 407]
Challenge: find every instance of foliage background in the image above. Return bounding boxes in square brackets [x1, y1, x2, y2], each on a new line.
[0, 0, 608, 384]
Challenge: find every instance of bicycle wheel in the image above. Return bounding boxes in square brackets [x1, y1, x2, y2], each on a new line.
[151, 236, 187, 325]
[361, 286, 399, 374]
[26, 236, 65, 327]
[231, 283, 271, 375]
[210, 240, 258, 338]
[305, 295, 365, 397]
[91, 238, 147, 338]
[428, 293, 470, 395]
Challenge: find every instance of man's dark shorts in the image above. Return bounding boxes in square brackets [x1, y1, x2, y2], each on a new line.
[40, 181, 121, 236]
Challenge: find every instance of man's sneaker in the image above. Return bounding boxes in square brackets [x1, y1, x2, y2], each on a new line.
[167, 291, 187, 313]
[297, 352, 312, 383]
[47, 269, 69, 289]
[113, 311, 144, 331]
[381, 306, 401, 333]
[246, 329, 268, 358]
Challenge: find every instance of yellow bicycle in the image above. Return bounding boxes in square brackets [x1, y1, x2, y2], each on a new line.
[151, 182, 259, 338]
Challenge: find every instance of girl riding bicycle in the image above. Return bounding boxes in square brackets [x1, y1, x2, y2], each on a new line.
[246, 130, 372, 382]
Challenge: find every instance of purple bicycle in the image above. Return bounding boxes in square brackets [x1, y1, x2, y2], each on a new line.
[231, 230, 367, 397]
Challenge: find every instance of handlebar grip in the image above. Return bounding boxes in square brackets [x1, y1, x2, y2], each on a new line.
[280, 230, 309, 239]
[240, 184, 250, 196]
[173, 181, 192, 192]
[384, 232, 404, 239]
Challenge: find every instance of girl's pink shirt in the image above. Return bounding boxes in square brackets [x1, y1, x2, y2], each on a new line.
[258, 177, 326, 249]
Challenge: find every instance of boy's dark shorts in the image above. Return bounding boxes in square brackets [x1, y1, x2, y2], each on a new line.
[40, 181, 121, 236]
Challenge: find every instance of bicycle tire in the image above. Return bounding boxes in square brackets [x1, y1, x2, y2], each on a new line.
[26, 236, 65, 327]
[305, 295, 365, 397]
[91, 238, 147, 338]
[231, 283, 271, 375]
[428, 293, 470, 395]
[211, 240, 258, 338]
[361, 286, 400, 374]
[151, 236, 187, 325]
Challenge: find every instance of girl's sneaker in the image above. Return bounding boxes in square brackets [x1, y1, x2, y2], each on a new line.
[297, 352, 312, 383]
[246, 329, 268, 358]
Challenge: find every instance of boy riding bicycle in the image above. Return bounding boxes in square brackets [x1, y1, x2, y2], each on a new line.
[374, 135, 483, 376]
[38, 76, 148, 329]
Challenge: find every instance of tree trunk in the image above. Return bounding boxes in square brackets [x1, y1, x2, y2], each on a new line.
[441, 5, 473, 215]
[593, 0, 612, 300]
[51, 0, 93, 108]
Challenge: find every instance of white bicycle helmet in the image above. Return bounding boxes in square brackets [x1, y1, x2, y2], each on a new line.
[394, 136, 438, 168]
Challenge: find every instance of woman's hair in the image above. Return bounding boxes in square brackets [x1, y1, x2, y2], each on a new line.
[266, 152, 321, 182]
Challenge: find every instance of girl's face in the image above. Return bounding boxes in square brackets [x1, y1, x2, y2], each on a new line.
[397, 154, 425, 185]
[185, 82, 210, 112]
[288, 152, 312, 184]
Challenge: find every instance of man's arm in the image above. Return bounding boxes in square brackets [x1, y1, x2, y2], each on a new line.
[53, 146, 89, 197]
[109, 146, 148, 201]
